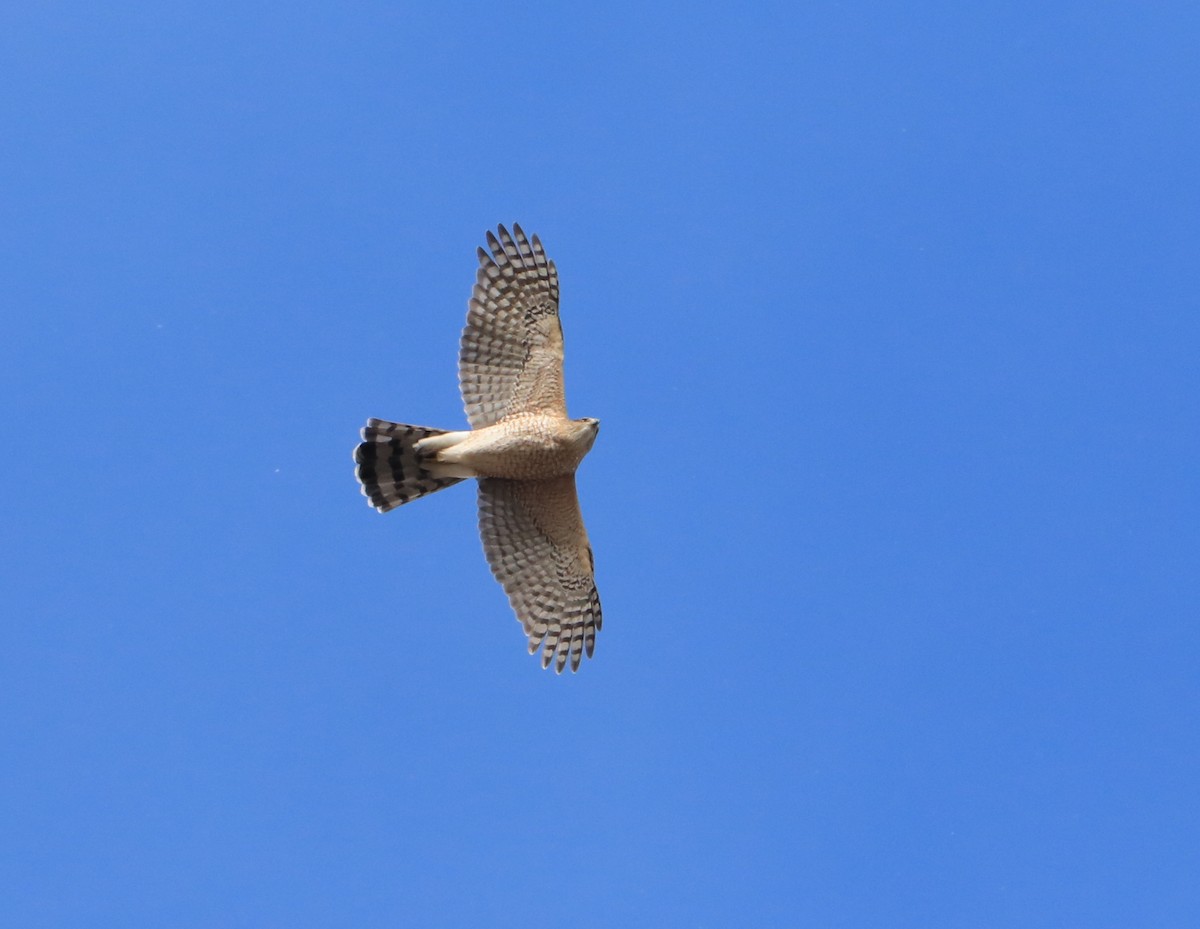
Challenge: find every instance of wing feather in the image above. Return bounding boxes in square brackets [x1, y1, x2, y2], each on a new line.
[477, 475, 601, 673]
[459, 223, 566, 428]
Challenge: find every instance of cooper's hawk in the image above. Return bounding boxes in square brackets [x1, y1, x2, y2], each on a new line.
[353, 224, 602, 673]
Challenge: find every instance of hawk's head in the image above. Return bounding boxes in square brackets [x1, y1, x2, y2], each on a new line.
[572, 417, 600, 454]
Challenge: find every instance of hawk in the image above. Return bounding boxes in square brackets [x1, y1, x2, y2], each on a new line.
[353, 224, 602, 673]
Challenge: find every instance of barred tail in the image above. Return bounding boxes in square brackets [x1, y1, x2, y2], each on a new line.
[354, 419, 464, 512]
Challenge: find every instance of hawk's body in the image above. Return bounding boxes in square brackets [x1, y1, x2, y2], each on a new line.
[418, 412, 597, 482]
[354, 225, 602, 673]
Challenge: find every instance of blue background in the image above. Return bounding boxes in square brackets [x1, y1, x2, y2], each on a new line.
[3, 3, 1198, 926]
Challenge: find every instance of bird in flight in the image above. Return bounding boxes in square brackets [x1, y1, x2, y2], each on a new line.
[354, 224, 602, 673]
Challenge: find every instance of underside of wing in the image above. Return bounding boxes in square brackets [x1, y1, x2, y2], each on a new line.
[476, 475, 601, 673]
[459, 224, 566, 428]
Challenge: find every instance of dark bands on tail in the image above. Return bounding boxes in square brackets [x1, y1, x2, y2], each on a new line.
[354, 419, 462, 512]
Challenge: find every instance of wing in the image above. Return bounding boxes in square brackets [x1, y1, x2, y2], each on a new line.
[459, 223, 566, 429]
[477, 475, 602, 673]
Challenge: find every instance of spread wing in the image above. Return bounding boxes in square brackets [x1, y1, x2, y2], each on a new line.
[477, 475, 602, 673]
[459, 224, 566, 429]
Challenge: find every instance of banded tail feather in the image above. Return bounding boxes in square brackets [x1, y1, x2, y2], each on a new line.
[354, 419, 463, 512]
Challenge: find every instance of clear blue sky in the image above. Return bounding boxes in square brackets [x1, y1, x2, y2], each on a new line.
[2, 3, 1198, 927]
